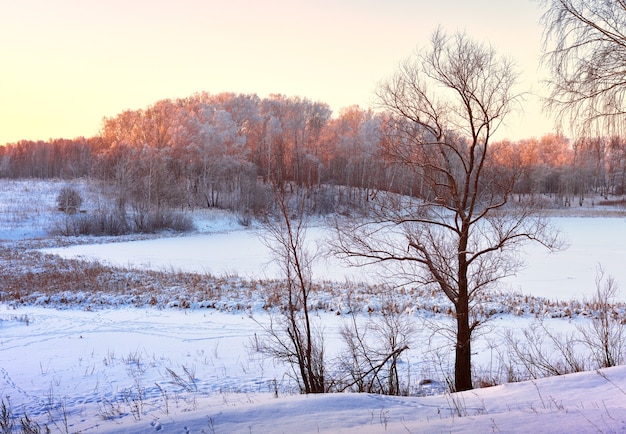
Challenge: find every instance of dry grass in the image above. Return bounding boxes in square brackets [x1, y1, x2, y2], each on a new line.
[0, 243, 226, 308]
[1, 238, 624, 324]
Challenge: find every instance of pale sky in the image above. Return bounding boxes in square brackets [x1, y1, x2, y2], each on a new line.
[0, 0, 554, 144]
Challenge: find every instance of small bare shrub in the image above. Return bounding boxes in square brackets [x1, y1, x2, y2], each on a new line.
[578, 268, 625, 368]
[338, 299, 414, 395]
[503, 320, 586, 379]
[51, 206, 193, 236]
[141, 210, 194, 233]
[51, 209, 129, 236]
[56, 186, 83, 214]
[79, 210, 129, 235]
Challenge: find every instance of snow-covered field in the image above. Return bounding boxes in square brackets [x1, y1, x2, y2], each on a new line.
[2, 306, 625, 433]
[1, 179, 626, 433]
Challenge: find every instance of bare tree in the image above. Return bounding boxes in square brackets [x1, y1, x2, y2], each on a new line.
[539, 0, 626, 135]
[333, 29, 562, 391]
[254, 184, 326, 394]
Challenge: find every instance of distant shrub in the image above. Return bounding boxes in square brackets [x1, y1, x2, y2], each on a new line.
[56, 186, 83, 214]
[52, 209, 129, 236]
[139, 210, 195, 233]
[597, 198, 626, 207]
[52, 209, 194, 236]
[75, 211, 130, 236]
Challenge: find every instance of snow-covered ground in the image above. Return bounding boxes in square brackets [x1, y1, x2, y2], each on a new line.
[0, 307, 626, 433]
[2, 306, 625, 433]
[1, 179, 625, 433]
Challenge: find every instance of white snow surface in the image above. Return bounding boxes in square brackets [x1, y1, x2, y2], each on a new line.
[1, 180, 625, 433]
[2, 307, 625, 433]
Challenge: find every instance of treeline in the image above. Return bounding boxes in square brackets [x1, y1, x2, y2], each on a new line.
[0, 137, 103, 179]
[1, 92, 625, 214]
[498, 134, 626, 205]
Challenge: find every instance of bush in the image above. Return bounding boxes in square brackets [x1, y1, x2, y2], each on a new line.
[140, 210, 195, 233]
[75, 211, 130, 236]
[52, 209, 194, 236]
[502, 320, 587, 380]
[51, 209, 129, 236]
[56, 186, 83, 214]
[132, 210, 194, 233]
[577, 269, 625, 368]
[338, 306, 413, 395]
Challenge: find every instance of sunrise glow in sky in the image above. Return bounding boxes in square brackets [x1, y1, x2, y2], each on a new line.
[0, 0, 554, 144]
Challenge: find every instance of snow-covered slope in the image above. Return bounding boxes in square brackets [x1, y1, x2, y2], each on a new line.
[1, 307, 625, 433]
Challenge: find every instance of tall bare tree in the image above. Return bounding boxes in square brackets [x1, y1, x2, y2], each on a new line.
[334, 29, 562, 391]
[539, 0, 626, 135]
[255, 184, 326, 394]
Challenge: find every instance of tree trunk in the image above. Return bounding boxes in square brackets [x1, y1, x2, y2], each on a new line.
[455, 238, 472, 392]
[454, 295, 473, 391]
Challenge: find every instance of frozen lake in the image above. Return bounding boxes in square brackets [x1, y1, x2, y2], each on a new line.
[42, 216, 626, 301]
